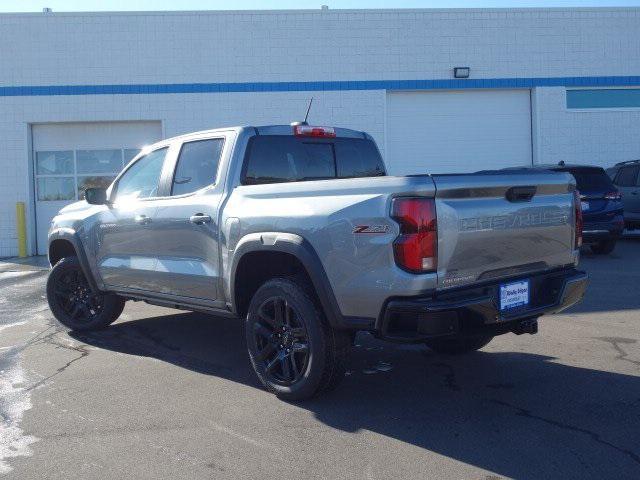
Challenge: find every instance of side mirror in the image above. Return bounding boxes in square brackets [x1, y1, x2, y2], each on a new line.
[84, 187, 109, 205]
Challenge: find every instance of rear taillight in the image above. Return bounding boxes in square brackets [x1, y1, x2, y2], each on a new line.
[293, 125, 336, 138]
[391, 197, 437, 273]
[604, 191, 622, 201]
[574, 190, 583, 249]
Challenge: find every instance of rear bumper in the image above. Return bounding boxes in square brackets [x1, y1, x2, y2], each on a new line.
[582, 215, 624, 243]
[378, 267, 588, 342]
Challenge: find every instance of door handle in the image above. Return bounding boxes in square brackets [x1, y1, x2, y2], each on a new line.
[189, 213, 212, 225]
[134, 214, 151, 225]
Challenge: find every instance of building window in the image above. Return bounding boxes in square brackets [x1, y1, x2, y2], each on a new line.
[567, 88, 640, 109]
[34, 147, 141, 202]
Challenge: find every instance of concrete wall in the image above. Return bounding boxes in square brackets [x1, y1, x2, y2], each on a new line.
[1, 8, 639, 256]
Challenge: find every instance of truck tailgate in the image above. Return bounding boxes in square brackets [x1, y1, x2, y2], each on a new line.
[433, 171, 578, 290]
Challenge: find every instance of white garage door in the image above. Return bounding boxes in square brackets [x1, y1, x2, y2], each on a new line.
[33, 121, 162, 255]
[385, 90, 532, 175]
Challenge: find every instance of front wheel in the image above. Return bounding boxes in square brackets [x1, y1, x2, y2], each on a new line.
[590, 239, 616, 255]
[245, 277, 350, 401]
[425, 335, 494, 355]
[46, 256, 125, 331]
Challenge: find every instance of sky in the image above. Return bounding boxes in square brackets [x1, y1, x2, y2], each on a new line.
[1, 0, 640, 13]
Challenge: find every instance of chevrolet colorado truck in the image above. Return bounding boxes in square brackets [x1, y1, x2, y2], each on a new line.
[46, 123, 588, 400]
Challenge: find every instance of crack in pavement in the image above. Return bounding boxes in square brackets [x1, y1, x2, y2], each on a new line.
[595, 337, 640, 368]
[490, 398, 640, 466]
[21, 328, 91, 393]
[427, 359, 640, 469]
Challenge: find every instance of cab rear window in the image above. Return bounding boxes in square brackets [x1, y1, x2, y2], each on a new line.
[242, 136, 385, 185]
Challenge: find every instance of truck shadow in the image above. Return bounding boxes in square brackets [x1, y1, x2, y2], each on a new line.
[71, 312, 640, 479]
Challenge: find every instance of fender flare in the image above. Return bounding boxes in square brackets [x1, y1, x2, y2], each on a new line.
[228, 232, 348, 329]
[48, 228, 101, 293]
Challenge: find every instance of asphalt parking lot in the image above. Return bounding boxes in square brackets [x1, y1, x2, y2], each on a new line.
[1, 238, 639, 479]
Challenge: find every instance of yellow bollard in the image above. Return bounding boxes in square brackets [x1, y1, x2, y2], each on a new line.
[16, 202, 27, 258]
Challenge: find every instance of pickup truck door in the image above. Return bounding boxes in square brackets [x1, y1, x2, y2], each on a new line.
[147, 136, 227, 303]
[94, 146, 171, 291]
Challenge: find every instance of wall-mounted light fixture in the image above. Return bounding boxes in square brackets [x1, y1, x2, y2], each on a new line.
[453, 67, 470, 79]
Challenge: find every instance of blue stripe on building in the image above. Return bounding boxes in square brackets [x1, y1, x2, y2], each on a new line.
[1, 76, 639, 97]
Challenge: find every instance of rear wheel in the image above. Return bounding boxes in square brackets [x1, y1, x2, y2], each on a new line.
[46, 256, 125, 331]
[590, 239, 616, 255]
[245, 277, 350, 400]
[425, 335, 493, 355]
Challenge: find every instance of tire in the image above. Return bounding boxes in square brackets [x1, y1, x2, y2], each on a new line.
[245, 277, 350, 401]
[46, 256, 125, 331]
[425, 335, 493, 355]
[590, 239, 616, 255]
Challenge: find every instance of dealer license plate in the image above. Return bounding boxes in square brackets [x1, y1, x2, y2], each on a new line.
[499, 280, 530, 311]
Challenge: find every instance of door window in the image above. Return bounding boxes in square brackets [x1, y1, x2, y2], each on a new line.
[35, 151, 75, 200]
[36, 151, 74, 175]
[76, 149, 123, 174]
[37, 177, 75, 201]
[35, 147, 144, 201]
[113, 147, 168, 201]
[614, 166, 640, 187]
[171, 139, 224, 196]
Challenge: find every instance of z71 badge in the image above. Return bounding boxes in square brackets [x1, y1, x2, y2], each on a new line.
[353, 225, 390, 234]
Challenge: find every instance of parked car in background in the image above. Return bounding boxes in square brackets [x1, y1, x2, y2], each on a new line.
[550, 163, 624, 255]
[606, 160, 640, 230]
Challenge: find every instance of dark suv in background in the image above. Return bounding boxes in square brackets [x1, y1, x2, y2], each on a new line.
[606, 160, 640, 230]
[550, 163, 624, 254]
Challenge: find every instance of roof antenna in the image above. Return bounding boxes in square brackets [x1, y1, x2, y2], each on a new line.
[304, 97, 313, 124]
[291, 97, 313, 127]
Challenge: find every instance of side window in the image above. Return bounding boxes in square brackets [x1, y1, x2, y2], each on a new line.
[113, 147, 168, 201]
[172, 138, 224, 196]
[614, 166, 640, 187]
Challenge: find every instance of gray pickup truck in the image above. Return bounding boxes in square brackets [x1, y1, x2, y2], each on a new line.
[46, 123, 588, 400]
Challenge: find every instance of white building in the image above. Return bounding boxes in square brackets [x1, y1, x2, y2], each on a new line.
[1, 7, 640, 256]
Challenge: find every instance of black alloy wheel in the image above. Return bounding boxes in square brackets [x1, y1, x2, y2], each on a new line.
[245, 277, 350, 400]
[52, 268, 105, 322]
[250, 296, 310, 386]
[46, 256, 125, 331]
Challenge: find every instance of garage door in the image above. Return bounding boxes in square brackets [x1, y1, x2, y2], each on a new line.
[385, 90, 532, 175]
[33, 121, 162, 255]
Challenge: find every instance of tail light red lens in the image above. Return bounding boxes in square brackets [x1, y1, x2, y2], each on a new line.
[293, 125, 336, 138]
[391, 197, 437, 273]
[573, 190, 583, 249]
[604, 191, 622, 201]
